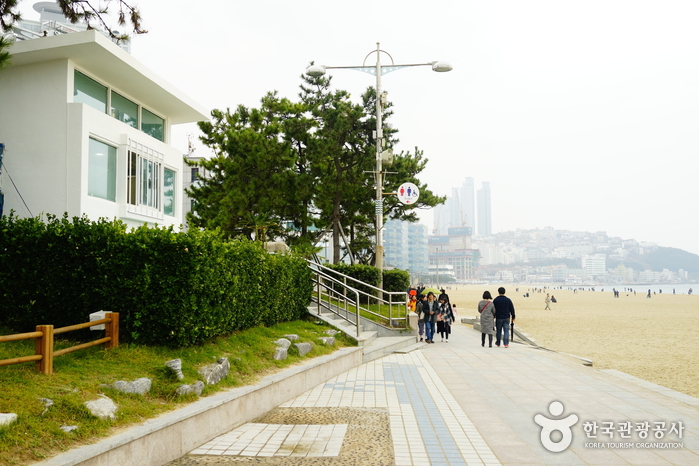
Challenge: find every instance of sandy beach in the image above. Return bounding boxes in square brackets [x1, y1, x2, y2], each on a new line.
[442, 285, 699, 398]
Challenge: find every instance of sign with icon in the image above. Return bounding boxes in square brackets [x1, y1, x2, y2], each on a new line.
[397, 182, 420, 205]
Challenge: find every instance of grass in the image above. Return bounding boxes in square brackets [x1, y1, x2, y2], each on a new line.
[315, 292, 409, 327]
[0, 317, 356, 465]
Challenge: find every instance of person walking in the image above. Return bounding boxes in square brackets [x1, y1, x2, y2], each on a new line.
[493, 287, 516, 348]
[545, 293, 551, 310]
[437, 296, 455, 342]
[415, 294, 427, 342]
[423, 292, 439, 344]
[478, 291, 496, 347]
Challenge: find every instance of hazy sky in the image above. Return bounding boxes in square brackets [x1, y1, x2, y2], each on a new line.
[21, 1, 699, 254]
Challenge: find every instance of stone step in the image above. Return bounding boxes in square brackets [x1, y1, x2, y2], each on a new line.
[362, 336, 417, 363]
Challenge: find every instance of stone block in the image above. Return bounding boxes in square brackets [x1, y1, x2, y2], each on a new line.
[84, 395, 117, 420]
[0, 413, 17, 428]
[198, 357, 230, 385]
[60, 426, 78, 433]
[273, 347, 288, 360]
[274, 338, 291, 349]
[294, 342, 312, 356]
[175, 380, 205, 397]
[317, 337, 335, 346]
[165, 359, 185, 380]
[283, 334, 299, 341]
[112, 378, 152, 395]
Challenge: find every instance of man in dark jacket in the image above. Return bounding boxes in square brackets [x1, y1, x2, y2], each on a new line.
[493, 287, 516, 347]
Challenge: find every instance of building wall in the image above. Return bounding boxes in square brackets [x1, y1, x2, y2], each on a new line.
[0, 58, 185, 228]
[477, 181, 492, 236]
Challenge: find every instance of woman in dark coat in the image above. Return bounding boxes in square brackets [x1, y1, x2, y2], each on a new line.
[423, 292, 439, 343]
[437, 297, 455, 342]
[478, 290, 496, 347]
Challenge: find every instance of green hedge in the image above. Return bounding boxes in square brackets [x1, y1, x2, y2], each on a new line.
[324, 263, 410, 303]
[0, 214, 311, 347]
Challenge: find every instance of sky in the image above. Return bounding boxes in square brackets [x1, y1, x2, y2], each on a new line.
[20, 1, 699, 255]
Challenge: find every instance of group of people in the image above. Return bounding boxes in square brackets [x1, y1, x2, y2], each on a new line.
[477, 287, 516, 348]
[407, 286, 517, 348]
[408, 288, 456, 343]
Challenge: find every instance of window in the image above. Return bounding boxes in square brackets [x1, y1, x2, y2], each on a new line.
[74, 69, 167, 141]
[110, 91, 139, 129]
[127, 140, 163, 217]
[74, 71, 107, 113]
[87, 138, 116, 201]
[142, 108, 164, 142]
[163, 168, 175, 216]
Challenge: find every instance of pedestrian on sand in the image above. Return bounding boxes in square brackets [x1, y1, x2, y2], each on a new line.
[478, 291, 496, 347]
[438, 288, 450, 305]
[423, 292, 439, 344]
[545, 293, 551, 310]
[416, 294, 427, 342]
[437, 297, 455, 342]
[493, 287, 516, 348]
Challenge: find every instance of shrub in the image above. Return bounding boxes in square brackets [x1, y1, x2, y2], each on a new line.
[0, 213, 312, 347]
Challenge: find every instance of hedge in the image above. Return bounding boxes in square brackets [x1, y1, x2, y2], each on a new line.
[324, 263, 410, 303]
[0, 214, 312, 347]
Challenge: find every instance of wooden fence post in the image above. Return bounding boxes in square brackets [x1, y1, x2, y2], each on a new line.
[35, 325, 54, 375]
[105, 313, 119, 349]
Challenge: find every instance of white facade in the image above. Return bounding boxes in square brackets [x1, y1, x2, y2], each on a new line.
[476, 181, 492, 236]
[0, 31, 208, 229]
[581, 254, 607, 277]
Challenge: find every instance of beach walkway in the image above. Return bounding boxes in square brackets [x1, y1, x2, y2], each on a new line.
[169, 324, 699, 466]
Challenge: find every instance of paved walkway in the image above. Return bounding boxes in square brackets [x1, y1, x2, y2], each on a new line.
[172, 324, 699, 465]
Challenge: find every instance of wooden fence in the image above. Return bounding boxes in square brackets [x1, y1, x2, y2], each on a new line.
[0, 313, 119, 375]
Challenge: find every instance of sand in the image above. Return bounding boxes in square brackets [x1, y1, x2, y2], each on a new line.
[444, 285, 699, 398]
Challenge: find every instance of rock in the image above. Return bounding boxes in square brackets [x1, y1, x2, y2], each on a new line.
[198, 357, 230, 385]
[318, 337, 335, 346]
[324, 330, 339, 336]
[175, 380, 205, 397]
[60, 426, 78, 433]
[274, 338, 291, 349]
[84, 395, 117, 420]
[273, 347, 288, 360]
[165, 359, 185, 380]
[0, 413, 17, 428]
[111, 378, 152, 395]
[39, 398, 53, 415]
[294, 342, 313, 356]
[283, 334, 299, 341]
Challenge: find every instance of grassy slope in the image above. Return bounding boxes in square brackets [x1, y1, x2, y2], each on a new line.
[0, 318, 355, 465]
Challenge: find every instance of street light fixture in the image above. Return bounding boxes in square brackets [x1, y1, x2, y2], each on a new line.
[306, 43, 452, 286]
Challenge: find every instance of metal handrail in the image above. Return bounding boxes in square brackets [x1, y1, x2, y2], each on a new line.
[307, 259, 409, 329]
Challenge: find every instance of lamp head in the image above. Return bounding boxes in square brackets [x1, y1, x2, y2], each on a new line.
[431, 61, 453, 72]
[306, 64, 327, 77]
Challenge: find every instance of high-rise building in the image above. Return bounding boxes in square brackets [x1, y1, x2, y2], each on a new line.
[384, 219, 428, 277]
[477, 181, 492, 236]
[460, 177, 476, 230]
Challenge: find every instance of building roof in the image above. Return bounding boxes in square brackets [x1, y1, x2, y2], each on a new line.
[8, 30, 209, 124]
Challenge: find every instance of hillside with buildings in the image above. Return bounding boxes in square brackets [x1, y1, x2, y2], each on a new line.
[474, 228, 699, 284]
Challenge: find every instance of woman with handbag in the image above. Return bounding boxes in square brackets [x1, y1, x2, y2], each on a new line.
[478, 291, 496, 347]
[437, 296, 455, 342]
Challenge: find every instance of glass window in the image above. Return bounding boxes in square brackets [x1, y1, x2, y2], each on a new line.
[74, 71, 108, 113]
[127, 146, 161, 210]
[163, 168, 175, 216]
[142, 108, 164, 142]
[88, 138, 116, 201]
[110, 91, 139, 129]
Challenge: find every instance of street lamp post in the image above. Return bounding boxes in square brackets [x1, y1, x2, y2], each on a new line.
[306, 43, 452, 288]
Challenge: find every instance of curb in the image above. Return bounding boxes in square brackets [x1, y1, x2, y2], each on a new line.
[33, 346, 363, 466]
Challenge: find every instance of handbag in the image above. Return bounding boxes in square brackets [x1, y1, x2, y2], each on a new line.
[436, 313, 443, 322]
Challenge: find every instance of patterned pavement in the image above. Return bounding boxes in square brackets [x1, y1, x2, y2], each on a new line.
[171, 324, 699, 466]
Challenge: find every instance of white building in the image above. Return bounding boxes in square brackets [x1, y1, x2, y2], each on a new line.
[581, 254, 607, 277]
[0, 31, 208, 228]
